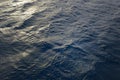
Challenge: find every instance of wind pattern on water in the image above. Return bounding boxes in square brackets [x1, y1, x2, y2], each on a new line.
[0, 0, 120, 80]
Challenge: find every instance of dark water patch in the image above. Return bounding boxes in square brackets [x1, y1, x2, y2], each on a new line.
[84, 61, 120, 80]
[0, 41, 31, 56]
[32, 41, 54, 52]
[14, 18, 34, 29]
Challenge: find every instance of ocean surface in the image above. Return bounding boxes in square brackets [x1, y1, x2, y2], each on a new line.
[0, 0, 120, 80]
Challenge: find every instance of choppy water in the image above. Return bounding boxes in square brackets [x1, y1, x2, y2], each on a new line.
[0, 0, 120, 80]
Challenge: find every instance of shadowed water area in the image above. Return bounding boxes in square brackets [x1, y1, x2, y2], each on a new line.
[0, 0, 120, 80]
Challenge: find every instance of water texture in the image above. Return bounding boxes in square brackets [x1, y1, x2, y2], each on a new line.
[0, 0, 120, 80]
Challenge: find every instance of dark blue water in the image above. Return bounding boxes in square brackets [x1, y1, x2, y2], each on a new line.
[0, 0, 120, 80]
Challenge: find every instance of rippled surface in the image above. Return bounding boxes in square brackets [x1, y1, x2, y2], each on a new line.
[0, 0, 120, 80]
